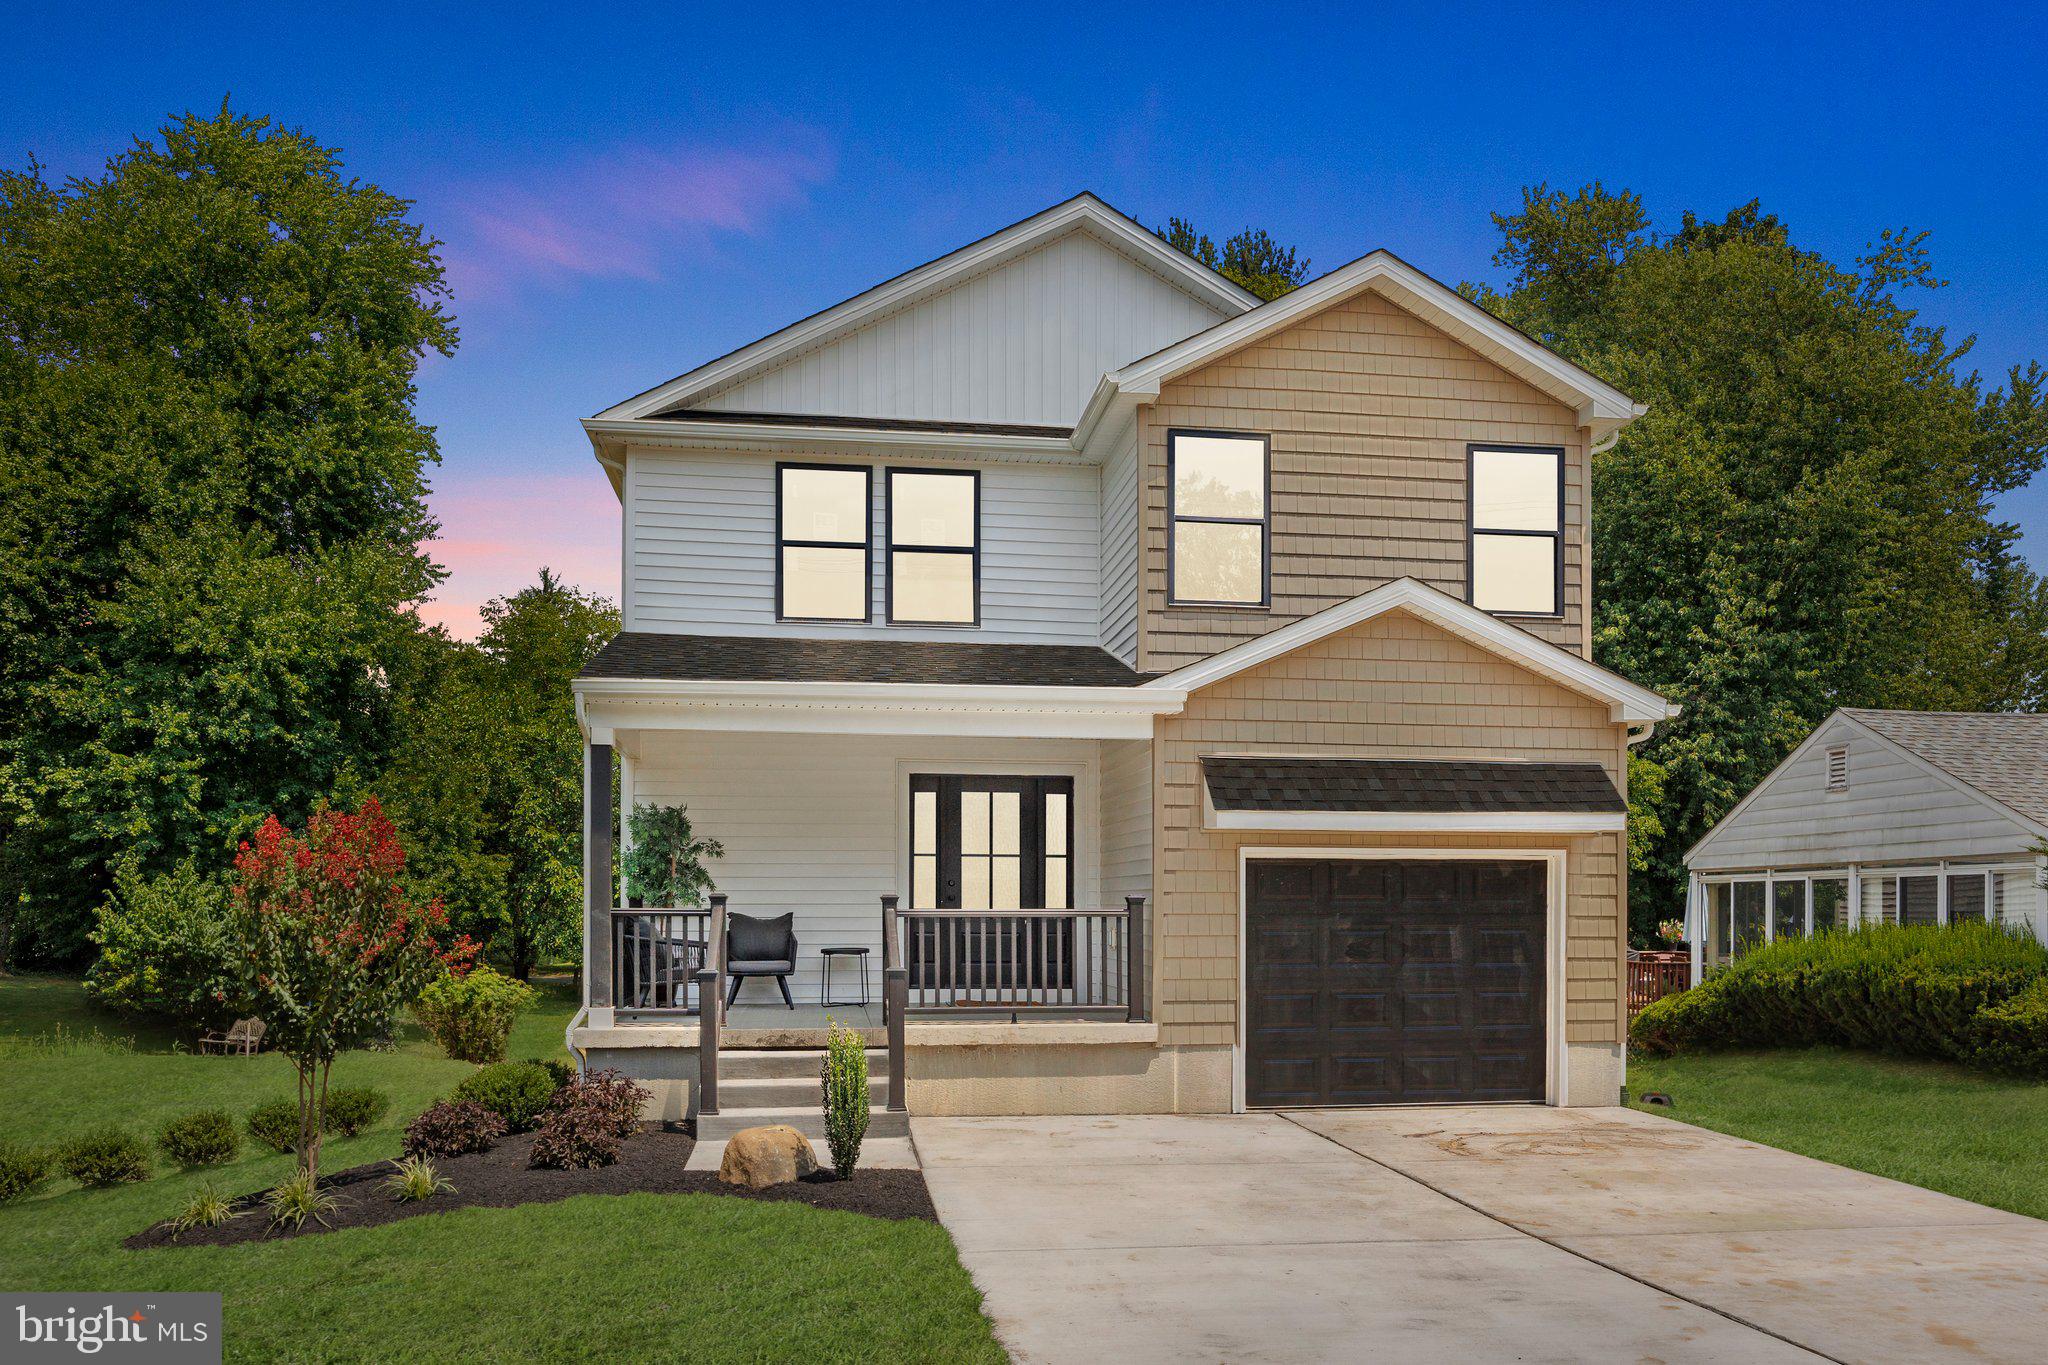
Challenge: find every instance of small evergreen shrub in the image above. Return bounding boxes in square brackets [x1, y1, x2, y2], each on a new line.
[247, 1098, 303, 1153]
[263, 1170, 337, 1230]
[384, 1155, 454, 1202]
[60, 1129, 152, 1187]
[157, 1109, 240, 1167]
[169, 1185, 237, 1237]
[1970, 977, 2048, 1076]
[324, 1086, 391, 1137]
[453, 1060, 559, 1132]
[414, 968, 535, 1063]
[0, 1143, 54, 1203]
[821, 1022, 870, 1179]
[402, 1100, 507, 1159]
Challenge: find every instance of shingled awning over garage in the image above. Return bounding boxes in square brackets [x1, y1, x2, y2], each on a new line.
[1201, 757, 1627, 833]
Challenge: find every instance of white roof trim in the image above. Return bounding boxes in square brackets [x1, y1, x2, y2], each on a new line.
[1105, 250, 1646, 440]
[595, 193, 1259, 422]
[1151, 578, 1678, 725]
[1684, 709, 2048, 864]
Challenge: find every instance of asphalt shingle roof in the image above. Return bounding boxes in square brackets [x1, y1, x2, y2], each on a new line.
[1843, 709, 2048, 826]
[579, 632, 1154, 688]
[1201, 757, 1626, 814]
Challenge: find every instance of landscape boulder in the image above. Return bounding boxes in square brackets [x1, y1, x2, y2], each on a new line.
[717, 1124, 818, 1188]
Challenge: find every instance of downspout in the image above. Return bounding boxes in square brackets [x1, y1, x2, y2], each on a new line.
[564, 1006, 590, 1077]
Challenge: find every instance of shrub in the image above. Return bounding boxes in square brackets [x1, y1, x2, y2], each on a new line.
[529, 1069, 648, 1170]
[383, 1156, 453, 1202]
[324, 1086, 391, 1137]
[263, 1170, 338, 1230]
[169, 1185, 237, 1237]
[414, 968, 534, 1064]
[60, 1129, 152, 1187]
[157, 1110, 240, 1167]
[1629, 922, 2048, 1073]
[402, 1100, 507, 1159]
[453, 1060, 559, 1132]
[0, 1143, 54, 1203]
[85, 863, 247, 1034]
[821, 1022, 869, 1179]
[247, 1098, 304, 1153]
[1971, 977, 2048, 1076]
[532, 1057, 576, 1090]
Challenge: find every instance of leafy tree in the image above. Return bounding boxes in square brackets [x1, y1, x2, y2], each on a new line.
[0, 105, 455, 963]
[1467, 184, 2048, 937]
[1155, 217, 1312, 301]
[228, 798, 471, 1182]
[375, 571, 616, 978]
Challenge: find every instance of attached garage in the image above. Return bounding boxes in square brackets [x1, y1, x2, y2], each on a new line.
[1244, 857, 1548, 1107]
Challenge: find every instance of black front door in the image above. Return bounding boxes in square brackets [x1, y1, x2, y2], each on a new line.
[1245, 859, 1547, 1107]
[907, 774, 1074, 991]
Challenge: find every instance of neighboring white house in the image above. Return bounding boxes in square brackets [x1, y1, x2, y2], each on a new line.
[1683, 709, 2048, 984]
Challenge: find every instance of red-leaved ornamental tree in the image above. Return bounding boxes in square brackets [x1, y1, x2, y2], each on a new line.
[229, 797, 475, 1181]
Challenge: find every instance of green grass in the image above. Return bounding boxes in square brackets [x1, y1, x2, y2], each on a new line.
[0, 974, 1003, 1364]
[1630, 1046, 2048, 1220]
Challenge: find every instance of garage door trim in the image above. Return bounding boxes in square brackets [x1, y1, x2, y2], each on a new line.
[1233, 846, 1567, 1112]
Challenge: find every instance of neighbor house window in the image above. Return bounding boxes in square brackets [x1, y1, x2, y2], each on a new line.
[887, 469, 979, 625]
[1469, 445, 1564, 616]
[778, 463, 871, 621]
[1168, 430, 1269, 606]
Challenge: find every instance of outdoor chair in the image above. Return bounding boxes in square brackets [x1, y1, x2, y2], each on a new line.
[198, 1017, 266, 1055]
[725, 912, 798, 1010]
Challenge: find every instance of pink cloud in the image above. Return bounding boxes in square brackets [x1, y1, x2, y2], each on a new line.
[419, 473, 620, 638]
[442, 133, 834, 300]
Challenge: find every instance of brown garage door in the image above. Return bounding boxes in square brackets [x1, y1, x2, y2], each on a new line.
[1245, 859, 1547, 1108]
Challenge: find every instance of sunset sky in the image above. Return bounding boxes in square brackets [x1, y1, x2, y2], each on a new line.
[8, 3, 2045, 635]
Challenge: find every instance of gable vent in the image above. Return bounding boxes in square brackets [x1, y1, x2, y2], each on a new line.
[1826, 744, 1849, 793]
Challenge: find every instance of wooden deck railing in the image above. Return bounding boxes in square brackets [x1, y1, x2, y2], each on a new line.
[887, 899, 1146, 1019]
[1627, 949, 1689, 1017]
[611, 907, 711, 1016]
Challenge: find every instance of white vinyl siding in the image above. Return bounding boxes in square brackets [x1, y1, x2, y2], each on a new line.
[1097, 421, 1140, 663]
[1689, 718, 2041, 872]
[1098, 738, 1152, 906]
[691, 229, 1230, 427]
[630, 732, 1104, 1005]
[625, 446, 1102, 643]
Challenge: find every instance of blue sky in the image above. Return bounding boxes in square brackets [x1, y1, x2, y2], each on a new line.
[7, 2, 2045, 633]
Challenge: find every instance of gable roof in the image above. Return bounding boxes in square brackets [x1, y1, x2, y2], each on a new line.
[1842, 709, 2048, 829]
[593, 193, 1260, 422]
[1149, 577, 1677, 724]
[1075, 248, 1645, 450]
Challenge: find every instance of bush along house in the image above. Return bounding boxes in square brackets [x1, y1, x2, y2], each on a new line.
[567, 193, 1678, 1134]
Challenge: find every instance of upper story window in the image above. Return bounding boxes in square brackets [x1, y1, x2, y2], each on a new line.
[1468, 445, 1563, 617]
[888, 468, 979, 625]
[777, 463, 871, 622]
[1168, 430, 1269, 607]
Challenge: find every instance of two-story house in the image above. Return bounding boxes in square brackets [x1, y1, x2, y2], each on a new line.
[568, 193, 1676, 1136]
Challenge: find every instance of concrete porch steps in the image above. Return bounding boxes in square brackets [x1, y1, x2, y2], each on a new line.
[695, 1047, 906, 1143]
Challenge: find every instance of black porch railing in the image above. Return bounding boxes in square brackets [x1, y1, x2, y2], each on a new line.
[611, 908, 711, 1016]
[883, 896, 1147, 1020]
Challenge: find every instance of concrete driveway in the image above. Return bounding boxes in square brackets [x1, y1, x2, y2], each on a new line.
[913, 1106, 2048, 1363]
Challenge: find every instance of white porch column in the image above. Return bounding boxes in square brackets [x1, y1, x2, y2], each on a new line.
[1686, 873, 1703, 987]
[1848, 864, 1863, 930]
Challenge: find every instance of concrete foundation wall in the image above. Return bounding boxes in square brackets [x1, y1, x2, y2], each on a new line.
[1566, 1042, 1624, 1108]
[909, 1044, 1232, 1116]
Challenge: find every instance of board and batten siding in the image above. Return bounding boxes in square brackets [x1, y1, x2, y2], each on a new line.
[624, 445, 1103, 643]
[689, 229, 1232, 427]
[1097, 420, 1141, 664]
[1688, 717, 2041, 872]
[1149, 608, 1631, 1050]
[628, 732, 1110, 1005]
[1136, 287, 1591, 673]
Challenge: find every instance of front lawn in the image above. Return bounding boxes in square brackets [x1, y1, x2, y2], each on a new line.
[1629, 1046, 2048, 1220]
[0, 974, 1003, 1363]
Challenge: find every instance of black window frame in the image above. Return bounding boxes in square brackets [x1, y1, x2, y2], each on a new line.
[1466, 443, 1566, 620]
[775, 461, 873, 624]
[1166, 428, 1272, 610]
[886, 466, 981, 628]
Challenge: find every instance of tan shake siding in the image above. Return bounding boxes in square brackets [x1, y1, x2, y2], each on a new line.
[1150, 608, 1628, 1050]
[1137, 287, 1590, 673]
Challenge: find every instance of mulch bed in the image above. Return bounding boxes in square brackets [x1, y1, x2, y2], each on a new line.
[127, 1126, 936, 1249]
